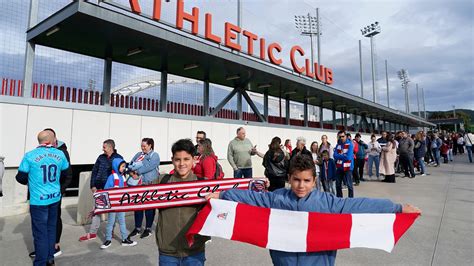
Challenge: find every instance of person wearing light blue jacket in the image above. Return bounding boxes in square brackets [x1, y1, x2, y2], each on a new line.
[101, 158, 137, 249]
[207, 154, 422, 266]
[128, 138, 160, 239]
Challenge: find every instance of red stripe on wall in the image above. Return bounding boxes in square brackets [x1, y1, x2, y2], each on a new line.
[231, 203, 270, 248]
[306, 212, 352, 252]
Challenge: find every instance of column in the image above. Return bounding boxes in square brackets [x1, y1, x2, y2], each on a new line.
[22, 0, 39, 98]
[303, 98, 308, 127]
[203, 80, 210, 116]
[102, 58, 112, 106]
[159, 71, 167, 112]
[319, 106, 323, 129]
[237, 88, 242, 120]
[263, 89, 269, 122]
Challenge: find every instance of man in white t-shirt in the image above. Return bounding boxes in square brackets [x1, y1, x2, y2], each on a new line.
[464, 130, 474, 163]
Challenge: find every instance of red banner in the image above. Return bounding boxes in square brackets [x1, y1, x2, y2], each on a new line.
[93, 178, 265, 215]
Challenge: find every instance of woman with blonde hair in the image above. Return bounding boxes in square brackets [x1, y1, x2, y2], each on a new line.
[380, 133, 397, 183]
[318, 135, 333, 159]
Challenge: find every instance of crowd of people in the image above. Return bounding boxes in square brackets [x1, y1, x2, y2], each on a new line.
[14, 126, 474, 265]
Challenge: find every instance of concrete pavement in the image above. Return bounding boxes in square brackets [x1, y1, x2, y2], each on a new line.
[0, 155, 472, 266]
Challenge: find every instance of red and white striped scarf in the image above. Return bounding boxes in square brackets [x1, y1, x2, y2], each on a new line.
[112, 173, 127, 188]
[93, 178, 261, 215]
[187, 199, 419, 253]
[336, 143, 351, 171]
[135, 153, 146, 162]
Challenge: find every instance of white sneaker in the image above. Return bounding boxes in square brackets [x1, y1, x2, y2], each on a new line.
[121, 238, 137, 247]
[100, 240, 111, 249]
[420, 173, 426, 176]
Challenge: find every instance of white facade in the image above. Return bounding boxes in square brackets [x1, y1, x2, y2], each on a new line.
[0, 101, 374, 217]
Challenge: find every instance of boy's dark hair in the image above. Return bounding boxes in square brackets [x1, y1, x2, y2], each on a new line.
[118, 161, 127, 173]
[355, 133, 361, 138]
[171, 139, 195, 156]
[321, 150, 329, 156]
[288, 154, 316, 179]
[337, 130, 346, 136]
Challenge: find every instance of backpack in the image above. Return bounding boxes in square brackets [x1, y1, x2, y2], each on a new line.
[264, 156, 288, 178]
[213, 161, 224, 180]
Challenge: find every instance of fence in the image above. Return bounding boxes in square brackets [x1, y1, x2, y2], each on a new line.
[1, 77, 373, 132]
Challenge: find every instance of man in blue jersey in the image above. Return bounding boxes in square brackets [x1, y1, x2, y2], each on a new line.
[16, 130, 69, 266]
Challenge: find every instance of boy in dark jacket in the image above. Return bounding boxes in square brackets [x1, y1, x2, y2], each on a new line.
[319, 150, 336, 195]
[100, 158, 137, 249]
[353, 133, 368, 184]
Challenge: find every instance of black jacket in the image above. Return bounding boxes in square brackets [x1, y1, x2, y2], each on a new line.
[90, 151, 123, 189]
[263, 150, 288, 179]
[414, 139, 426, 158]
[57, 142, 73, 195]
[290, 146, 312, 159]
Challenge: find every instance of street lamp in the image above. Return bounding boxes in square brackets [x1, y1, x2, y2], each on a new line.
[360, 21, 381, 103]
[397, 69, 410, 114]
[295, 9, 321, 73]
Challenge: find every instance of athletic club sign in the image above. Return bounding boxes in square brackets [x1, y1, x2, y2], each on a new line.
[93, 178, 266, 215]
[127, 0, 334, 85]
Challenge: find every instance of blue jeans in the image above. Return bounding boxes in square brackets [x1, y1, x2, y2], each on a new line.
[159, 252, 205, 266]
[467, 146, 473, 163]
[432, 148, 441, 165]
[336, 169, 353, 198]
[417, 157, 426, 174]
[134, 209, 156, 229]
[106, 212, 128, 241]
[323, 179, 336, 195]
[367, 155, 380, 178]
[30, 202, 59, 266]
[233, 168, 252, 178]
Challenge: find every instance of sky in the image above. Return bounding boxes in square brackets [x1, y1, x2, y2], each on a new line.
[0, 0, 472, 113]
[206, 0, 474, 112]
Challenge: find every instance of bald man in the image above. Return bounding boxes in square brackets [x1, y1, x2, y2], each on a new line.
[16, 130, 69, 266]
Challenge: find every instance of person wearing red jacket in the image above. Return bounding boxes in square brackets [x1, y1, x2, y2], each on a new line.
[194, 138, 223, 180]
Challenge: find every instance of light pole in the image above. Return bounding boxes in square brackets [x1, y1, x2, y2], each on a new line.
[359, 40, 364, 98]
[397, 69, 410, 114]
[360, 22, 381, 103]
[295, 10, 321, 72]
[385, 59, 390, 107]
[416, 83, 421, 117]
[237, 0, 242, 45]
[421, 87, 426, 119]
